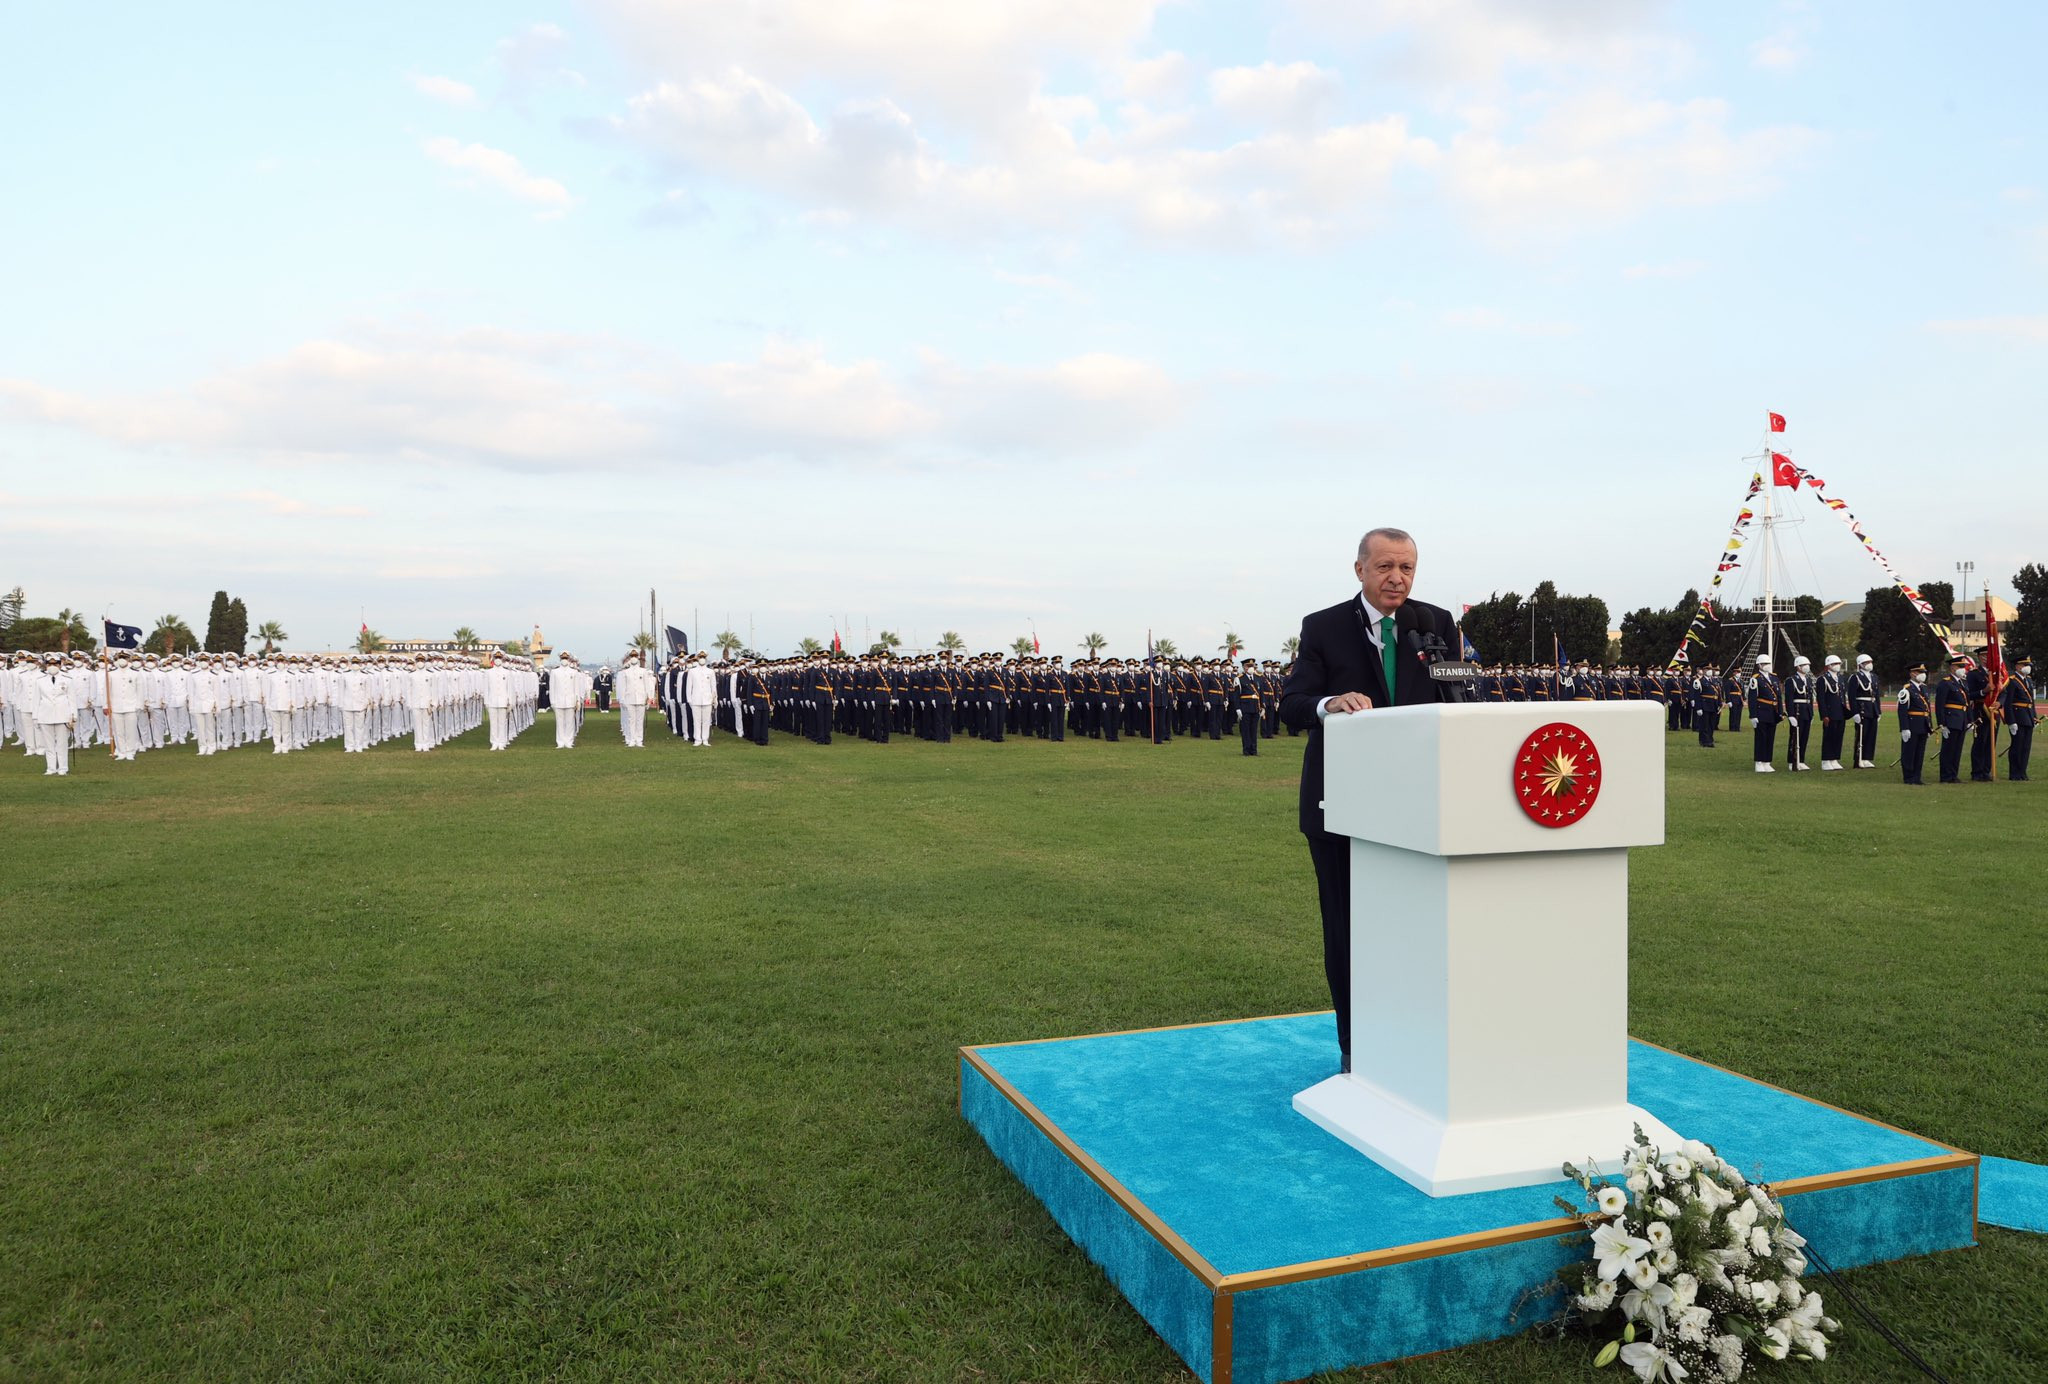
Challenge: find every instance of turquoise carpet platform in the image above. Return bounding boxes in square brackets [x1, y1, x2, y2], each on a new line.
[960, 1013, 1977, 1384]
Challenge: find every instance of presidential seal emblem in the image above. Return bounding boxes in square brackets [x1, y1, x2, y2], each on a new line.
[1513, 721, 1602, 827]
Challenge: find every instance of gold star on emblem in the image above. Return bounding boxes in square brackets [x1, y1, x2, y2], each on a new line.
[1537, 748, 1581, 799]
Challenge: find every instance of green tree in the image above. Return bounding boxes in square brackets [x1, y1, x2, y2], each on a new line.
[500, 641, 525, 656]
[1617, 590, 1699, 669]
[452, 626, 480, 651]
[797, 636, 824, 655]
[714, 629, 743, 658]
[1861, 582, 1956, 683]
[869, 630, 902, 656]
[204, 591, 232, 652]
[54, 608, 84, 653]
[1279, 636, 1298, 662]
[355, 627, 386, 653]
[1154, 637, 1179, 658]
[1010, 636, 1035, 657]
[1785, 596, 1828, 669]
[3, 585, 29, 634]
[936, 631, 965, 653]
[1079, 632, 1107, 658]
[151, 614, 198, 654]
[2011, 563, 2048, 664]
[255, 620, 288, 654]
[6, 615, 96, 654]
[1460, 591, 1521, 664]
[1824, 618, 1862, 661]
[223, 597, 249, 654]
[630, 632, 657, 660]
[1218, 631, 1244, 658]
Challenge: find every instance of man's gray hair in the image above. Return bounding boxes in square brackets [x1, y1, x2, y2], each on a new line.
[1357, 527, 1415, 559]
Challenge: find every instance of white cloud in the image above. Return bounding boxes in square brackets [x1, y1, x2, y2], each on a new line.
[1926, 316, 2048, 342]
[409, 73, 479, 108]
[1289, 0, 1684, 86]
[1442, 307, 1577, 336]
[0, 325, 1186, 472]
[1208, 61, 1341, 130]
[422, 137, 575, 213]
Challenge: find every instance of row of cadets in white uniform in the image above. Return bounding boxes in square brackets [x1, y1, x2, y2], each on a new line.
[549, 654, 592, 748]
[12, 653, 81, 774]
[4, 651, 99, 756]
[483, 654, 542, 750]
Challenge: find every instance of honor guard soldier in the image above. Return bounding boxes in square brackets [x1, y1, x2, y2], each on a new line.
[1816, 654, 1849, 770]
[1748, 654, 1782, 772]
[1783, 654, 1815, 770]
[1848, 652, 1882, 768]
[1726, 666, 1744, 733]
[1934, 659, 1971, 783]
[1898, 665, 1932, 784]
[1965, 656, 1995, 782]
[2000, 655, 2035, 780]
[592, 664, 614, 712]
[1693, 668, 1720, 747]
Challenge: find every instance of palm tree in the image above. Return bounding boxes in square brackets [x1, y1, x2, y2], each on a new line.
[54, 607, 81, 652]
[255, 620, 287, 654]
[630, 631, 657, 660]
[152, 614, 197, 654]
[1218, 631, 1244, 659]
[355, 627, 386, 653]
[1153, 637, 1178, 658]
[714, 629, 743, 658]
[1010, 636, 1035, 657]
[874, 630, 902, 651]
[797, 636, 824, 655]
[1079, 632, 1107, 658]
[936, 631, 965, 653]
[452, 626, 479, 651]
[1281, 635, 1301, 661]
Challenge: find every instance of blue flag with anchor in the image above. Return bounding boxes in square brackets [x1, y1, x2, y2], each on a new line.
[104, 619, 143, 650]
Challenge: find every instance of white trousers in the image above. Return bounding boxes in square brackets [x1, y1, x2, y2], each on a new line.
[555, 706, 579, 747]
[689, 702, 715, 745]
[487, 705, 507, 748]
[269, 709, 293, 750]
[621, 703, 645, 747]
[112, 710, 140, 759]
[414, 711, 433, 750]
[41, 729, 71, 774]
[193, 710, 217, 753]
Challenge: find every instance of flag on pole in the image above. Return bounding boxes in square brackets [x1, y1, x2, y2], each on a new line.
[104, 620, 143, 650]
[1769, 412, 1787, 433]
[1553, 632, 1564, 667]
[1770, 452, 1800, 487]
[1032, 632, 1040, 654]
[1985, 595, 2006, 689]
[665, 624, 689, 658]
[830, 628, 842, 654]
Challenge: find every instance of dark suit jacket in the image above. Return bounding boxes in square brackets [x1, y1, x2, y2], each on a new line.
[1279, 594, 1459, 839]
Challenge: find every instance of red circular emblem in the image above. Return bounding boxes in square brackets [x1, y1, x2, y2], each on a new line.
[1513, 722, 1603, 828]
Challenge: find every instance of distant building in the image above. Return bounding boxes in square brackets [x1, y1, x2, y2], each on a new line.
[1952, 595, 2018, 655]
[1821, 600, 1864, 625]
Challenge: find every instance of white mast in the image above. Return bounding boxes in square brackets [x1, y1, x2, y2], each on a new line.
[1760, 417, 1775, 665]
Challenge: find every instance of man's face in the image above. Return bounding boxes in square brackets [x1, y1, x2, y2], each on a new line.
[1354, 537, 1417, 612]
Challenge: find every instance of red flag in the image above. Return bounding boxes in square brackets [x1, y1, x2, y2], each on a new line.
[1768, 412, 1786, 432]
[1985, 595, 2006, 687]
[1771, 452, 1799, 487]
[830, 628, 842, 652]
[360, 621, 369, 633]
[1033, 633, 1040, 654]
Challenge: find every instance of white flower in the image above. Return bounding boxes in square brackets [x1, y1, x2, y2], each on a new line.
[1694, 1174, 1735, 1213]
[1778, 1277, 1803, 1308]
[1749, 1186, 1775, 1215]
[1749, 1279, 1780, 1311]
[1593, 1221, 1653, 1281]
[1673, 1303, 1713, 1345]
[1680, 1138, 1716, 1166]
[1710, 1333, 1747, 1380]
[1645, 1221, 1673, 1249]
[1774, 1222, 1807, 1254]
[1721, 1163, 1748, 1189]
[1621, 1277, 1675, 1327]
[1726, 1198, 1759, 1242]
[1653, 1247, 1679, 1274]
[1780, 1289, 1831, 1356]
[1597, 1185, 1629, 1215]
[1663, 1154, 1695, 1180]
[1620, 1339, 1692, 1382]
[1749, 1226, 1773, 1257]
[1669, 1273, 1699, 1309]
[1627, 1172, 1651, 1196]
[1758, 1325, 1791, 1360]
[1574, 1277, 1618, 1312]
[1626, 1256, 1661, 1290]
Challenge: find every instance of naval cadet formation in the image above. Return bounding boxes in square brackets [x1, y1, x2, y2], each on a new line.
[4, 643, 2034, 784]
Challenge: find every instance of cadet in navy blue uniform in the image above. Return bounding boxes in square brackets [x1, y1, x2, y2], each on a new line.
[1235, 657, 1262, 755]
[1898, 665, 1932, 784]
[1783, 655, 1815, 770]
[2000, 655, 2035, 780]
[1748, 654, 1782, 772]
[1934, 660, 1971, 783]
[1693, 670, 1720, 747]
[1816, 654, 1849, 770]
[1965, 658, 1995, 782]
[1848, 652, 1881, 768]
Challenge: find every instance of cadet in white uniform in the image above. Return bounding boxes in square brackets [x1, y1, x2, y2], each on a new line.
[685, 655, 717, 746]
[615, 653, 655, 747]
[33, 655, 77, 775]
[551, 655, 589, 748]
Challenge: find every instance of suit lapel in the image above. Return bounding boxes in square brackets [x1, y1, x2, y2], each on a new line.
[1350, 594, 1393, 706]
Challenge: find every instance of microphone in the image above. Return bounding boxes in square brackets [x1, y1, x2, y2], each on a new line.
[1398, 606, 1479, 702]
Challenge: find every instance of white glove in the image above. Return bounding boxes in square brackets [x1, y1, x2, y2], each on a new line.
[1902, 730, 1912, 743]
[1850, 714, 1860, 725]
[1939, 726, 1950, 739]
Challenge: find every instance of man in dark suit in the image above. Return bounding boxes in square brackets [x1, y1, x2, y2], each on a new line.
[1278, 527, 1460, 1074]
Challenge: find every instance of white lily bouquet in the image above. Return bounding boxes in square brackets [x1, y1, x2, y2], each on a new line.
[1555, 1128, 1837, 1382]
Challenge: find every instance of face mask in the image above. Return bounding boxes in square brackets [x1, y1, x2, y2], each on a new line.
[2023, 666, 2034, 677]
[1913, 673, 1926, 684]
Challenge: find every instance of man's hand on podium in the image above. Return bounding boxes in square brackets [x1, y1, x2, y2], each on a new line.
[1324, 691, 1375, 716]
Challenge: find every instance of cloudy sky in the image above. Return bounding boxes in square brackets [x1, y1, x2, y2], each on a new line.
[4, 2, 2043, 659]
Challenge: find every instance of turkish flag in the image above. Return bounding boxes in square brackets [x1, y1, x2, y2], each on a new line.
[1769, 412, 1787, 432]
[1771, 452, 1799, 487]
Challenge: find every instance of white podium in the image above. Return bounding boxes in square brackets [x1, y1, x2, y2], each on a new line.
[1292, 701, 1679, 1196]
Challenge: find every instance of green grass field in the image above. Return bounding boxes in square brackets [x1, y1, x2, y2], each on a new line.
[4, 717, 2044, 1382]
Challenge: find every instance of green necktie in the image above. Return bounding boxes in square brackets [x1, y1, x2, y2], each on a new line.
[1380, 616, 1396, 706]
